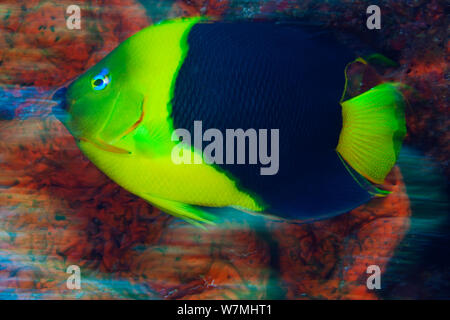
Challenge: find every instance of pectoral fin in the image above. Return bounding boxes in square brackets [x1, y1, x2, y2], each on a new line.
[79, 137, 131, 154]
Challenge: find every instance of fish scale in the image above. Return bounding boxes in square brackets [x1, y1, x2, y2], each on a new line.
[170, 21, 373, 218]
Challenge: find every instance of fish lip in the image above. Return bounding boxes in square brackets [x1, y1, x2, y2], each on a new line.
[51, 86, 68, 112]
[51, 78, 76, 112]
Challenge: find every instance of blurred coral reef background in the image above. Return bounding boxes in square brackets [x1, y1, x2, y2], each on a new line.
[0, 0, 447, 299]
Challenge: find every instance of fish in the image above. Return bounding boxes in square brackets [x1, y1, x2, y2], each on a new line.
[52, 17, 407, 225]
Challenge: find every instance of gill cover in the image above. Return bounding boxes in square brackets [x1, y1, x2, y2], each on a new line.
[65, 63, 144, 148]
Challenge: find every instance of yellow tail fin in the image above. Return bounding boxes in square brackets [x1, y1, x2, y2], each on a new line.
[336, 83, 407, 184]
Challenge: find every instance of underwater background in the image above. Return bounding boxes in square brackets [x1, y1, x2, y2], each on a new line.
[0, 0, 448, 299]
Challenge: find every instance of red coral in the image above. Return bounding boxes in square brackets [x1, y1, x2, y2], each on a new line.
[0, 0, 418, 300]
[177, 0, 229, 17]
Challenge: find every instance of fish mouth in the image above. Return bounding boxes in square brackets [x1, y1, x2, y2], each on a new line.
[51, 78, 76, 115]
[52, 86, 68, 108]
[51, 86, 69, 119]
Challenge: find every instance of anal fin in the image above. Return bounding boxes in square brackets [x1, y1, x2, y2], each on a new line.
[142, 193, 217, 227]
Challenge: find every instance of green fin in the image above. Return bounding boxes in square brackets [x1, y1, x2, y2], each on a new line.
[364, 53, 399, 68]
[142, 194, 217, 227]
[336, 82, 407, 184]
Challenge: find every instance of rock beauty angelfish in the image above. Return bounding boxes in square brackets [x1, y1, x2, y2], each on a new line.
[53, 17, 406, 225]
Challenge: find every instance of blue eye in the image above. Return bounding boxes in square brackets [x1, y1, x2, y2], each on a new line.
[91, 68, 110, 91]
